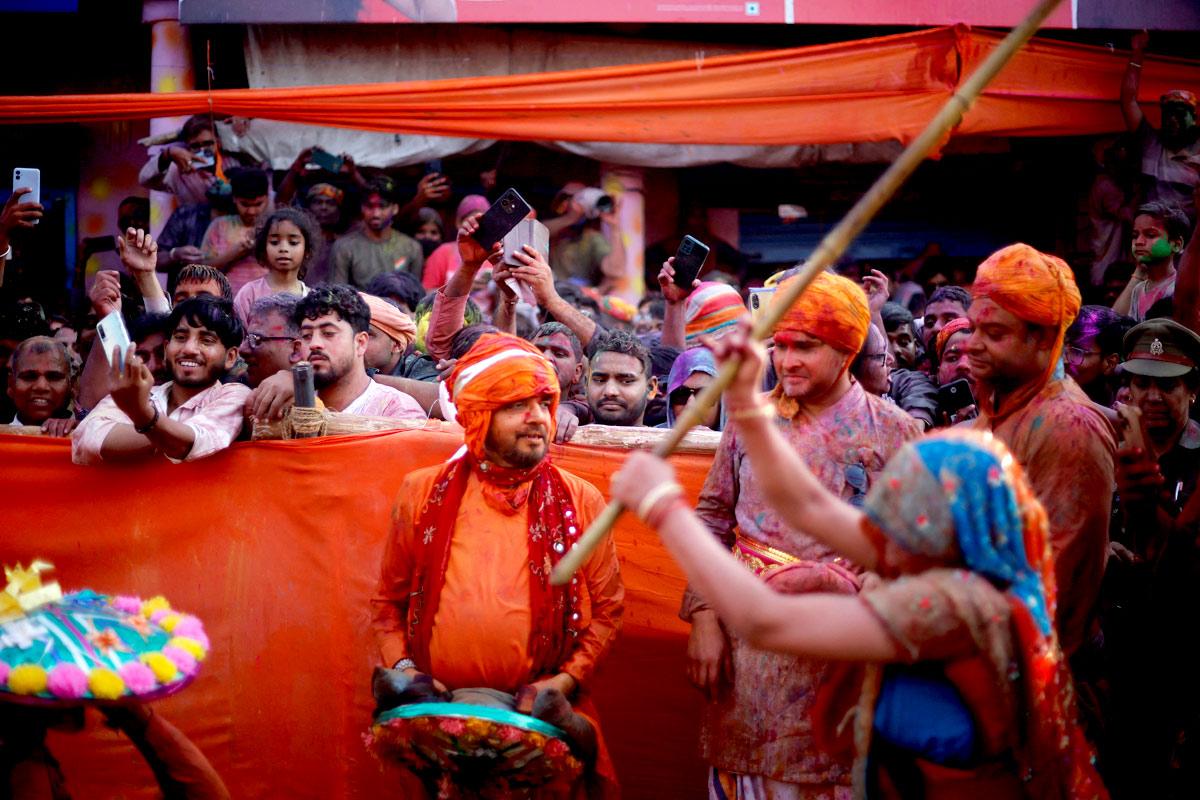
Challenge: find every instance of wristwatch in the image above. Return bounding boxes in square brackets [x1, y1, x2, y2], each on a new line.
[393, 658, 417, 672]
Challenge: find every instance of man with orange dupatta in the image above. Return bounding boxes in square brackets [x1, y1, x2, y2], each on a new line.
[683, 271, 921, 799]
[371, 332, 624, 798]
[965, 244, 1116, 661]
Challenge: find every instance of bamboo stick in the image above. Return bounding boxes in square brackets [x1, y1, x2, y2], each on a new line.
[551, 0, 1065, 586]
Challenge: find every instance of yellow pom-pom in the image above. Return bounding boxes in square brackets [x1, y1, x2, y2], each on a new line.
[140, 652, 179, 683]
[141, 596, 171, 618]
[169, 636, 206, 661]
[8, 664, 48, 695]
[88, 668, 126, 700]
[159, 614, 182, 633]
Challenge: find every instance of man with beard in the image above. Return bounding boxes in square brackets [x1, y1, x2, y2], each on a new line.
[329, 177, 424, 288]
[585, 330, 656, 427]
[6, 336, 75, 436]
[293, 285, 425, 419]
[965, 243, 1115, 658]
[1123, 31, 1200, 222]
[71, 296, 250, 465]
[372, 332, 623, 797]
[684, 272, 920, 798]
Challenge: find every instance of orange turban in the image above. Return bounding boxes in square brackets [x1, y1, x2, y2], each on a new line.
[972, 244, 1081, 333]
[446, 333, 560, 460]
[769, 271, 870, 355]
[935, 317, 972, 362]
[971, 243, 1082, 421]
[359, 293, 418, 351]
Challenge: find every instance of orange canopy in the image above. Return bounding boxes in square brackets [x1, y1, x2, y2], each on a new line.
[0, 430, 712, 798]
[1, 27, 1197, 144]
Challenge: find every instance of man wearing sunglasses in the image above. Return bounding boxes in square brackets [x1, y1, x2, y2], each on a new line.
[138, 115, 247, 207]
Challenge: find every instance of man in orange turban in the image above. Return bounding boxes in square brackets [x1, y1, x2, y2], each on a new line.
[372, 332, 624, 797]
[966, 243, 1115, 659]
[682, 270, 921, 797]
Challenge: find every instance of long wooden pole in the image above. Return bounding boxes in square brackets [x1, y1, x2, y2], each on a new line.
[551, 0, 1064, 586]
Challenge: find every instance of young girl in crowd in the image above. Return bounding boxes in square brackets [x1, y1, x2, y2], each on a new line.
[233, 207, 321, 324]
[610, 323, 1106, 800]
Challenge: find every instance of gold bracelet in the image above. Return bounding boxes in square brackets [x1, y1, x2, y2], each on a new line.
[637, 481, 683, 521]
[728, 403, 774, 422]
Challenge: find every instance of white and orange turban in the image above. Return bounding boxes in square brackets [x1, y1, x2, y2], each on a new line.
[445, 333, 560, 460]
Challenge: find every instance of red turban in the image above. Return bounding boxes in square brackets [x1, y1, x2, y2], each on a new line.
[445, 333, 560, 460]
[971, 243, 1082, 421]
[769, 271, 870, 355]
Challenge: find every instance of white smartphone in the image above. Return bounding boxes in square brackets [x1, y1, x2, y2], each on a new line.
[96, 311, 132, 369]
[502, 218, 550, 268]
[12, 168, 41, 224]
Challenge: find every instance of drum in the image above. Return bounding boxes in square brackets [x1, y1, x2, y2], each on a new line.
[1, 586, 209, 706]
[369, 699, 583, 798]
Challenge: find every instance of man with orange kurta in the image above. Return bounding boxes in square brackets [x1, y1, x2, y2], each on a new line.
[371, 332, 624, 797]
[965, 244, 1116, 660]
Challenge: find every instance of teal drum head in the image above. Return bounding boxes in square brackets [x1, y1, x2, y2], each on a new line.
[1, 590, 210, 707]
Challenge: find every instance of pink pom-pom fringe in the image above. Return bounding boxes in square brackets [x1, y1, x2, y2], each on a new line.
[162, 645, 198, 676]
[118, 661, 158, 694]
[47, 663, 88, 699]
[172, 617, 209, 650]
[111, 595, 142, 614]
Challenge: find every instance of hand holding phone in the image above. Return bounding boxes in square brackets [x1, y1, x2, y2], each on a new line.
[96, 311, 132, 370]
[11, 168, 41, 226]
[672, 235, 710, 290]
[306, 147, 343, 173]
[937, 378, 976, 417]
[472, 189, 533, 250]
[2, 189, 43, 237]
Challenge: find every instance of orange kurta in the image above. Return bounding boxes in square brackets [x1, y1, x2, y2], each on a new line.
[373, 462, 624, 692]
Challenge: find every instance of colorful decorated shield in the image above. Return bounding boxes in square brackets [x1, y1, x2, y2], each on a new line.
[369, 702, 583, 798]
[1, 581, 209, 706]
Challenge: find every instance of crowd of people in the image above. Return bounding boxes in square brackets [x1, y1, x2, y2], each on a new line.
[3, 32, 1200, 798]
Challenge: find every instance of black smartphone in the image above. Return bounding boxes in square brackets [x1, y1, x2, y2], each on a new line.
[937, 378, 975, 415]
[673, 235, 710, 290]
[426, 159, 443, 175]
[472, 188, 532, 250]
[309, 147, 344, 173]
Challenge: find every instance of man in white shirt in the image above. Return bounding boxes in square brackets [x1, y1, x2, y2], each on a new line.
[294, 285, 426, 420]
[72, 296, 250, 465]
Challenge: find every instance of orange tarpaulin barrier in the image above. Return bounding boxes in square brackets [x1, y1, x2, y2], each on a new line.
[0, 430, 715, 798]
[1, 27, 1197, 144]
